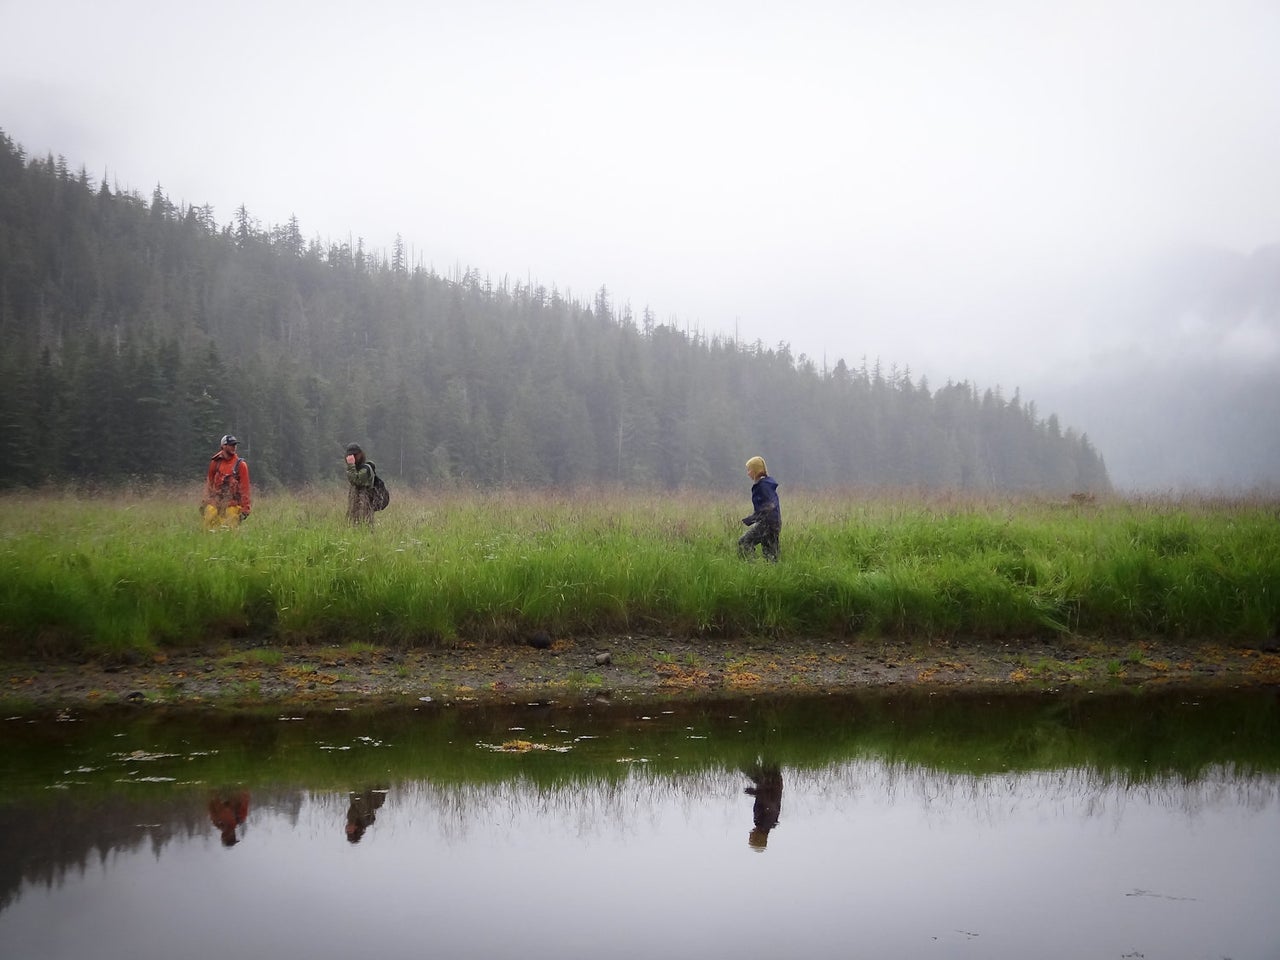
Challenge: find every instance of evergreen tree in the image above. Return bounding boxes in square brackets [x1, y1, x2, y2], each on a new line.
[0, 128, 1114, 495]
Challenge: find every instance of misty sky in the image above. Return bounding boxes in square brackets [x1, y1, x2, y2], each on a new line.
[3, 0, 1279, 479]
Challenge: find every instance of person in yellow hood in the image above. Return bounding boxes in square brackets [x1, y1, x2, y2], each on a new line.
[738, 455, 781, 561]
[202, 434, 251, 529]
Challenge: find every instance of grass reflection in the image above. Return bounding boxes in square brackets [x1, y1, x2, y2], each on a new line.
[3, 687, 1277, 803]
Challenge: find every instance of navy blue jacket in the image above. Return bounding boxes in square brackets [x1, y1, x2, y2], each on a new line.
[744, 476, 781, 527]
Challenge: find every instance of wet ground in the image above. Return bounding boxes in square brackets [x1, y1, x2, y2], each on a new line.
[4, 633, 1279, 708]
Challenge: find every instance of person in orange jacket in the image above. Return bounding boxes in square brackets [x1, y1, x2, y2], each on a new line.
[202, 434, 251, 529]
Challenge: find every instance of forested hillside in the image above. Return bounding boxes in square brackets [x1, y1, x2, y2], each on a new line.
[0, 132, 1109, 493]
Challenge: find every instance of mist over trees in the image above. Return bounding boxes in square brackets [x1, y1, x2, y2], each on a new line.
[1030, 244, 1280, 492]
[0, 132, 1109, 494]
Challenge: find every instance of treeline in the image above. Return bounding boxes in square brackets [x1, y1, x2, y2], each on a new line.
[0, 131, 1109, 493]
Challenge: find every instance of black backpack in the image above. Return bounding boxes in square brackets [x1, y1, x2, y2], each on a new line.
[366, 461, 390, 511]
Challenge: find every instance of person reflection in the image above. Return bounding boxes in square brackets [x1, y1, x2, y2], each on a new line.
[208, 789, 250, 847]
[345, 788, 388, 843]
[743, 763, 783, 850]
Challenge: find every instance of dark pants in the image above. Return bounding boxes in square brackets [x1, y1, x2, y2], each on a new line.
[738, 521, 780, 562]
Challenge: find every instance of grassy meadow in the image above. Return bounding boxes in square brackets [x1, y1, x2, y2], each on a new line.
[0, 485, 1277, 658]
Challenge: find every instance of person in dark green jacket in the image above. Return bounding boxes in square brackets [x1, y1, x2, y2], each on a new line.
[344, 443, 375, 526]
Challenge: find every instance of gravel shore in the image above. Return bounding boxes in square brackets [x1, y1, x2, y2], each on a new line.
[4, 634, 1278, 710]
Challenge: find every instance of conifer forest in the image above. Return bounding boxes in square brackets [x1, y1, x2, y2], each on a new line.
[0, 131, 1110, 494]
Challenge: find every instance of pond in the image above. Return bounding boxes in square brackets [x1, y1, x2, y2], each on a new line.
[1, 687, 1278, 959]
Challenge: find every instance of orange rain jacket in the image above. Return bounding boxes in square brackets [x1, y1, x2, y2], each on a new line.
[205, 451, 251, 514]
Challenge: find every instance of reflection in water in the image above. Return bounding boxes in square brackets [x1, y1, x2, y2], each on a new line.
[345, 788, 388, 843]
[4, 764, 1275, 960]
[207, 789, 249, 847]
[743, 762, 783, 850]
[1, 689, 1279, 959]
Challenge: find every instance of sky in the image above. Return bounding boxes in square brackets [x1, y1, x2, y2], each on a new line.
[3, 0, 1279, 483]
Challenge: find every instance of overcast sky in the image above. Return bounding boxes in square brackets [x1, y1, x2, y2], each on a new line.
[3, 0, 1279, 424]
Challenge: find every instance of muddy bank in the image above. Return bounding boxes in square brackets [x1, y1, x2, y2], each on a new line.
[4, 634, 1279, 711]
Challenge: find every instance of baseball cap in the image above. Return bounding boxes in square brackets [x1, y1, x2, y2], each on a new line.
[220, 435, 239, 446]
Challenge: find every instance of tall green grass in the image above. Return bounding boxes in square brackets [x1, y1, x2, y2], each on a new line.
[1, 485, 1277, 656]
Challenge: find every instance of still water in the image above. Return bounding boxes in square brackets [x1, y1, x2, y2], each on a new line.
[1, 688, 1278, 959]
